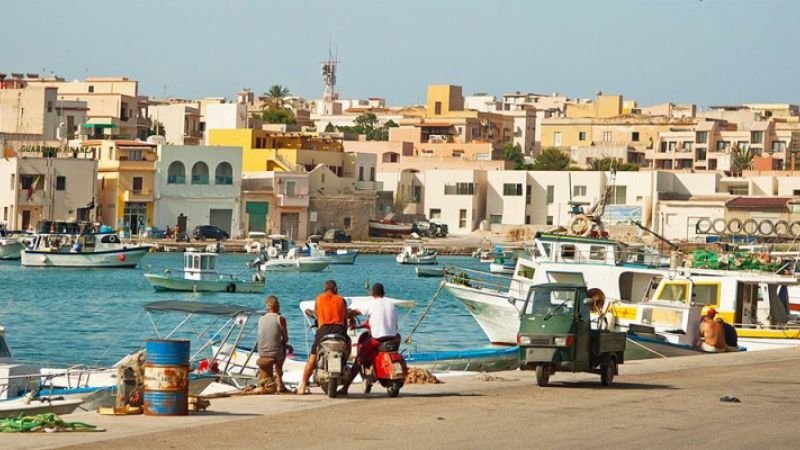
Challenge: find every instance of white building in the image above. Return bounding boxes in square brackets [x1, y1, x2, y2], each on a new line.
[204, 103, 248, 144]
[154, 145, 242, 237]
[0, 153, 97, 229]
[423, 169, 487, 234]
[147, 104, 202, 145]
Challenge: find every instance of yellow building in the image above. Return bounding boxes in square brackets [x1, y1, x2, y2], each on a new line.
[81, 139, 157, 233]
[207, 129, 348, 174]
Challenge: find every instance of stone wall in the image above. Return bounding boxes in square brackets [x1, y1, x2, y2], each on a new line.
[309, 194, 377, 240]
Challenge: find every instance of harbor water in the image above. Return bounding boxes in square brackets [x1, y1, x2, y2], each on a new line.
[0, 253, 491, 367]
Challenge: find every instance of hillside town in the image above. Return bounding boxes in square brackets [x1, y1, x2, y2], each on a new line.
[2, 58, 800, 245]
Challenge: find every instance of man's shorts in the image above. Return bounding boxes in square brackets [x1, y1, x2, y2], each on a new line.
[311, 324, 349, 354]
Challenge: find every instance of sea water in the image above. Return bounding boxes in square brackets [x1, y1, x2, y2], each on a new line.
[0, 253, 492, 367]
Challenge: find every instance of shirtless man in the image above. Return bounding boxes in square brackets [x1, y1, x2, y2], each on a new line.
[697, 307, 727, 352]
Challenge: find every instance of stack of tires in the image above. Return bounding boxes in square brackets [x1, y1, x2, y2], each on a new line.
[695, 218, 800, 238]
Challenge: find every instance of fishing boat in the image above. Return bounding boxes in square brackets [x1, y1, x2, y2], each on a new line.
[416, 266, 445, 278]
[20, 222, 149, 268]
[445, 231, 800, 353]
[244, 231, 268, 254]
[396, 240, 437, 265]
[144, 251, 265, 293]
[254, 248, 330, 273]
[488, 259, 515, 275]
[0, 227, 24, 260]
[300, 237, 359, 265]
[369, 214, 413, 238]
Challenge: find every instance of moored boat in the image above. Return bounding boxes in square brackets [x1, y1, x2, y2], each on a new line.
[254, 248, 330, 273]
[0, 227, 24, 260]
[144, 251, 265, 293]
[396, 240, 437, 265]
[416, 266, 445, 278]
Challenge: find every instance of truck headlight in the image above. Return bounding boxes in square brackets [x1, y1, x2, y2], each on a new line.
[519, 335, 531, 344]
[553, 336, 574, 347]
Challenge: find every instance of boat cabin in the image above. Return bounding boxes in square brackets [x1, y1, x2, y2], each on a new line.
[533, 233, 665, 268]
[184, 251, 218, 280]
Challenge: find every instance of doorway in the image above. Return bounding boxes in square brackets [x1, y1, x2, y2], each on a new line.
[124, 202, 148, 235]
[280, 212, 300, 239]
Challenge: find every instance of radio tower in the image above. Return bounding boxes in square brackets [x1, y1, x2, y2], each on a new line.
[320, 44, 339, 115]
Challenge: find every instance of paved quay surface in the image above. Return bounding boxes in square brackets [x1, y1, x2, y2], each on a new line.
[4, 347, 799, 450]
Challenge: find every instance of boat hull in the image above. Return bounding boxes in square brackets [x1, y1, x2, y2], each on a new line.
[444, 283, 522, 345]
[369, 220, 412, 237]
[0, 242, 24, 260]
[416, 266, 444, 277]
[327, 251, 358, 265]
[397, 254, 438, 265]
[261, 259, 330, 272]
[21, 246, 149, 268]
[144, 274, 265, 293]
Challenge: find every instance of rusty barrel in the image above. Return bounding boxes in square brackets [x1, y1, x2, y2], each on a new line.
[144, 339, 190, 416]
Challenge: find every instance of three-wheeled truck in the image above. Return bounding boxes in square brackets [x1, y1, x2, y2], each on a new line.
[517, 283, 626, 387]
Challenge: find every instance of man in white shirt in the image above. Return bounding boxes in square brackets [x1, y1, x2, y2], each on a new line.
[339, 283, 399, 394]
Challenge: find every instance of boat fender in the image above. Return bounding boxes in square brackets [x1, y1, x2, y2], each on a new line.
[226, 283, 236, 293]
[118, 254, 127, 262]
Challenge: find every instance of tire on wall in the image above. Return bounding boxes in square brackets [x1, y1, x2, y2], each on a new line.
[757, 220, 774, 236]
[726, 218, 743, 234]
[695, 218, 713, 234]
[773, 220, 789, 236]
[790, 221, 800, 238]
[742, 218, 759, 235]
[711, 218, 727, 235]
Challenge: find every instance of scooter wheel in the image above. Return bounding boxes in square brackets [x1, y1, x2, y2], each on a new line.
[363, 380, 372, 394]
[327, 379, 338, 398]
[387, 380, 402, 398]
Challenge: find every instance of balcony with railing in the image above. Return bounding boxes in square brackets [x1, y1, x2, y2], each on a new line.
[123, 188, 153, 202]
[277, 190, 309, 207]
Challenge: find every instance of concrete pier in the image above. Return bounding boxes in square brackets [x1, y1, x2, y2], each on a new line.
[4, 347, 799, 449]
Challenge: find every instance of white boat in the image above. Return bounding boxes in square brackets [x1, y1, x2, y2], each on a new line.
[488, 260, 515, 275]
[254, 248, 330, 273]
[244, 231, 267, 254]
[301, 238, 359, 265]
[369, 214, 413, 238]
[0, 227, 24, 260]
[144, 251, 265, 293]
[20, 223, 149, 268]
[396, 240, 437, 265]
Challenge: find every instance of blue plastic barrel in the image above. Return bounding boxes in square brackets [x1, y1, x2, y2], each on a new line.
[144, 340, 190, 416]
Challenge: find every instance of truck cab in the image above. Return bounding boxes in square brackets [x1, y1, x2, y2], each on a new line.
[517, 283, 626, 386]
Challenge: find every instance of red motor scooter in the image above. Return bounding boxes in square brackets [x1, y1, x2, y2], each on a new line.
[356, 326, 408, 397]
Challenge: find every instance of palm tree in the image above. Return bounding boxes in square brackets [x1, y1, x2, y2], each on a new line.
[731, 144, 756, 176]
[264, 85, 290, 109]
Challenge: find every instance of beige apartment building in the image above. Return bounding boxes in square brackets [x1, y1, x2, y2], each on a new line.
[0, 74, 60, 144]
[0, 152, 97, 229]
[147, 103, 202, 145]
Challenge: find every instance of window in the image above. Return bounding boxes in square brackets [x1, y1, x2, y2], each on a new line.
[693, 283, 719, 306]
[444, 182, 475, 195]
[696, 131, 708, 144]
[132, 176, 143, 194]
[668, 141, 677, 151]
[589, 245, 607, 261]
[88, 85, 94, 93]
[167, 161, 186, 184]
[434, 101, 442, 115]
[10, 174, 14, 190]
[737, 141, 749, 150]
[716, 141, 730, 152]
[490, 215, 502, 224]
[343, 217, 351, 228]
[560, 244, 576, 260]
[631, 131, 640, 142]
[609, 186, 627, 205]
[47, 101, 53, 113]
[285, 180, 296, 196]
[572, 185, 587, 197]
[503, 183, 523, 196]
[459, 209, 467, 228]
[128, 150, 142, 161]
[215, 162, 233, 185]
[526, 185, 532, 204]
[429, 209, 441, 220]
[657, 283, 688, 302]
[751, 131, 763, 144]
[370, 167, 375, 181]
[358, 166, 364, 181]
[191, 162, 209, 185]
[20, 175, 34, 190]
[682, 141, 693, 152]
[554, 132, 562, 146]
[603, 131, 612, 142]
[524, 215, 531, 225]
[772, 141, 786, 153]
[793, 190, 800, 196]
[546, 215, 553, 226]
[546, 185, 554, 204]
[56, 176, 66, 191]
[578, 131, 587, 141]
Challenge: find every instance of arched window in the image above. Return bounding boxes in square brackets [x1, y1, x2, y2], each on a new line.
[191, 162, 209, 185]
[215, 162, 233, 185]
[167, 161, 185, 184]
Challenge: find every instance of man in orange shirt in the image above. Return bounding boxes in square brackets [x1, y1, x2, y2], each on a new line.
[297, 279, 349, 395]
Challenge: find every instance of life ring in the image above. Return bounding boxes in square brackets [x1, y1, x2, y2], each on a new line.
[790, 221, 800, 238]
[225, 283, 236, 293]
[570, 215, 592, 236]
[726, 218, 743, 234]
[757, 220, 774, 236]
[267, 246, 278, 258]
[696, 218, 713, 234]
[742, 218, 758, 235]
[773, 220, 790, 236]
[711, 218, 727, 235]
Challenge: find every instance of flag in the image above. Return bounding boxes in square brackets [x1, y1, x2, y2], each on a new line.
[26, 176, 40, 201]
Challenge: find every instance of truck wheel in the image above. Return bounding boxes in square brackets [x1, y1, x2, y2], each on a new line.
[601, 358, 616, 386]
[535, 365, 550, 387]
[327, 379, 338, 398]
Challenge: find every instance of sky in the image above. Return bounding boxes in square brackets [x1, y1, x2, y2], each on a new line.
[3, 0, 799, 108]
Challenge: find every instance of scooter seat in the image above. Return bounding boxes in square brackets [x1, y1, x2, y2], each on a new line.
[378, 340, 400, 352]
[320, 334, 348, 343]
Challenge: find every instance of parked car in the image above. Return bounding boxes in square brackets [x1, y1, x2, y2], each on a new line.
[323, 229, 352, 243]
[193, 225, 229, 241]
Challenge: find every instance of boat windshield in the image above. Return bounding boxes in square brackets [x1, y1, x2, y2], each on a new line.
[524, 287, 577, 317]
